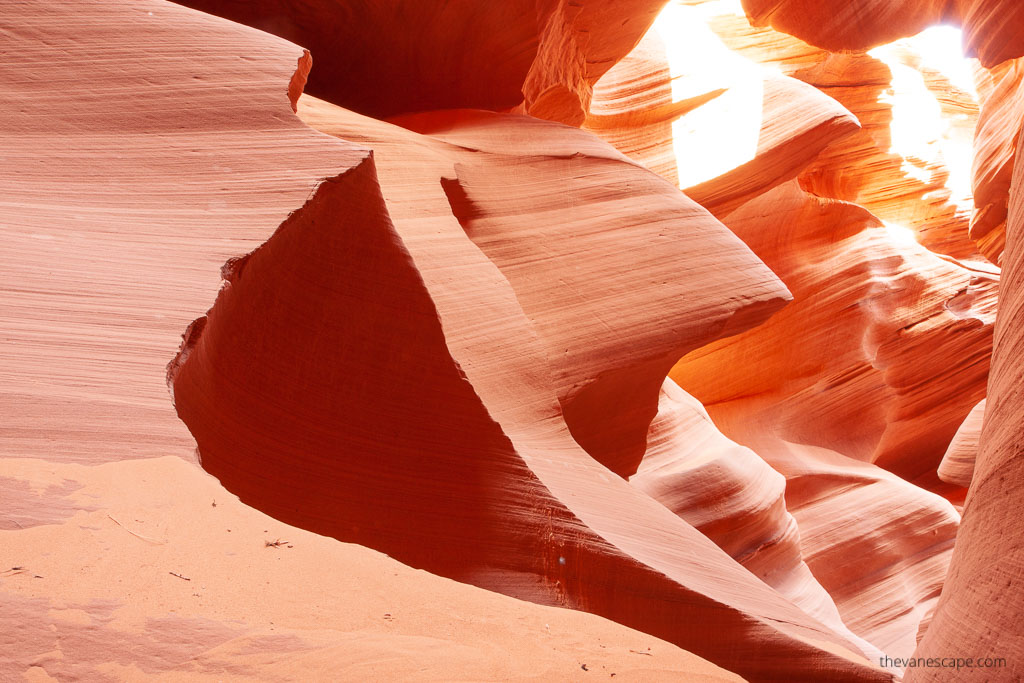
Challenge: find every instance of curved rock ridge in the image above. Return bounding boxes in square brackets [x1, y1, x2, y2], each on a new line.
[937, 399, 985, 488]
[937, 397, 983, 493]
[584, 30, 722, 187]
[585, 4, 861, 218]
[670, 181, 980, 657]
[971, 58, 1024, 264]
[908, 121, 1024, 681]
[7, 0, 1022, 679]
[323, 103, 792, 479]
[172, 0, 666, 125]
[795, 50, 981, 261]
[673, 181, 996, 489]
[740, 0, 1024, 68]
[752, 439, 959, 664]
[630, 378, 886, 665]
[171, 104, 890, 681]
[517, 0, 669, 125]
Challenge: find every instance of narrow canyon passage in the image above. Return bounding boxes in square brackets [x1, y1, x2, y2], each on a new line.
[2, 1, 1022, 681]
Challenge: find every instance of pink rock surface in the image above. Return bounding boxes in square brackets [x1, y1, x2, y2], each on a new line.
[937, 399, 985, 488]
[630, 379, 885, 664]
[971, 58, 1024, 264]
[908, 111, 1024, 681]
[429, 114, 791, 476]
[0, 1, 364, 465]
[310, 103, 793, 478]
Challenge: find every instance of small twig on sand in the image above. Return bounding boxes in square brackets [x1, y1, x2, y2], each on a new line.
[169, 571, 191, 581]
[264, 539, 288, 548]
[107, 514, 164, 544]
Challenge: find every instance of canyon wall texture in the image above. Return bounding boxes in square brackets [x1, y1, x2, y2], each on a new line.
[3, 0, 1024, 681]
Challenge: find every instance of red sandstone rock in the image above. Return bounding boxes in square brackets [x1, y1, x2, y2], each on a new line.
[631, 379, 885, 664]
[584, 31, 716, 187]
[670, 181, 986, 658]
[741, 0, 1024, 68]
[174, 0, 665, 125]
[673, 181, 996, 489]
[971, 58, 1024, 264]
[585, 8, 861, 218]
[307, 102, 793, 479]
[908, 114, 1024, 681]
[430, 116, 791, 476]
[700, 8, 983, 260]
[937, 399, 985, 488]
[754, 439, 959, 663]
[0, 0, 364, 466]
[196, 97, 895, 681]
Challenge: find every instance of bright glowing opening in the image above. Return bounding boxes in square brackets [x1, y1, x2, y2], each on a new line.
[868, 27, 977, 211]
[653, 2, 764, 189]
[907, 25, 977, 98]
[884, 221, 923, 248]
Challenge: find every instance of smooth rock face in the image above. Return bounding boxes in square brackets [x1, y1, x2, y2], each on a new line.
[971, 58, 1024, 264]
[0, 0, 367, 465]
[6, 0, 1024, 680]
[673, 181, 996, 489]
[938, 399, 985, 488]
[909, 112, 1024, 683]
[630, 379, 885, 665]
[300, 102, 791, 479]
[437, 118, 791, 476]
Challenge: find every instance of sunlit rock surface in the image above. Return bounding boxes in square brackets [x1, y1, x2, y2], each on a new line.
[586, 7, 862, 218]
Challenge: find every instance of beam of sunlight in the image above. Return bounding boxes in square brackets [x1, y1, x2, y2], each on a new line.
[869, 27, 978, 211]
[654, 2, 764, 189]
[883, 220, 923, 248]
